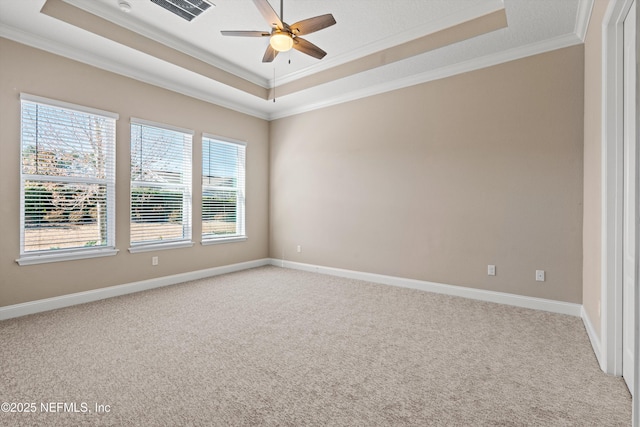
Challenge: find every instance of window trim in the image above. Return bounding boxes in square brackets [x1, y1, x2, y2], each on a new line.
[20, 93, 120, 120]
[201, 236, 248, 246]
[17, 248, 119, 266]
[17, 94, 118, 266]
[201, 134, 247, 244]
[128, 118, 194, 251]
[130, 117, 194, 137]
[128, 240, 194, 254]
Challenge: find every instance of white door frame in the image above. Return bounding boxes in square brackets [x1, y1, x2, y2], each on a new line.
[635, 0, 640, 418]
[602, 0, 633, 375]
[601, 0, 639, 424]
[634, 2, 639, 425]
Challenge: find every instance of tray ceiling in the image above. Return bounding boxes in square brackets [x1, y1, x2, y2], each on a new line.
[0, 0, 590, 119]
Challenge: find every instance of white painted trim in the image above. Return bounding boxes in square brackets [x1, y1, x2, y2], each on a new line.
[576, 0, 596, 42]
[63, 0, 504, 91]
[20, 93, 119, 119]
[271, 0, 505, 87]
[601, 0, 635, 378]
[0, 258, 271, 321]
[582, 306, 603, 367]
[635, 0, 640, 419]
[202, 134, 247, 147]
[16, 248, 119, 266]
[62, 0, 270, 88]
[630, 2, 639, 424]
[128, 241, 195, 253]
[0, 24, 271, 121]
[130, 117, 195, 135]
[1, 10, 584, 123]
[268, 33, 583, 120]
[201, 236, 247, 246]
[271, 259, 582, 317]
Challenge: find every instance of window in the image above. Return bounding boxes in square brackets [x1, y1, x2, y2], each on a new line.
[202, 135, 246, 243]
[130, 119, 193, 251]
[18, 94, 118, 265]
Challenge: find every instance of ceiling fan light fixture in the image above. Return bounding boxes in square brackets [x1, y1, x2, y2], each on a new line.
[270, 32, 293, 52]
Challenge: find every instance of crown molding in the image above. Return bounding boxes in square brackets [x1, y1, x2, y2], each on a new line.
[268, 33, 583, 120]
[41, 0, 267, 100]
[0, 24, 270, 120]
[62, 0, 270, 88]
[65, 0, 505, 91]
[272, 0, 505, 87]
[2, 0, 583, 123]
[2, 19, 582, 123]
[575, 0, 595, 41]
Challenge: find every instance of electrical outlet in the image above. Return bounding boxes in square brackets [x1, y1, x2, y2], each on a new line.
[296, 245, 301, 253]
[487, 265, 496, 276]
[152, 256, 158, 266]
[535, 270, 545, 282]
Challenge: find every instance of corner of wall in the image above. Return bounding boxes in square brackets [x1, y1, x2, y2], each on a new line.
[581, 305, 603, 368]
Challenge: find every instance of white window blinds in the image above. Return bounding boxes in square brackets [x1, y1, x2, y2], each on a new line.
[202, 136, 246, 241]
[20, 94, 117, 256]
[130, 119, 193, 246]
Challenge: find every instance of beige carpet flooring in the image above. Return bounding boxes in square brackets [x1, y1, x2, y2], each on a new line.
[0, 266, 632, 426]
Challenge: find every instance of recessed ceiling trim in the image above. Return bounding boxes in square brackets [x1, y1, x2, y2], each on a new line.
[0, 23, 270, 120]
[0, 0, 585, 121]
[574, 0, 595, 41]
[268, 7, 508, 100]
[63, 0, 268, 87]
[0, 21, 584, 122]
[41, 0, 267, 99]
[273, 0, 505, 87]
[268, 33, 583, 121]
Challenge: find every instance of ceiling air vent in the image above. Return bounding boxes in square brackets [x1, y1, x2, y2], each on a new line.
[150, 0, 213, 21]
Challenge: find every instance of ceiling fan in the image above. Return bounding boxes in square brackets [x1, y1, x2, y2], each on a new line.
[221, 0, 336, 63]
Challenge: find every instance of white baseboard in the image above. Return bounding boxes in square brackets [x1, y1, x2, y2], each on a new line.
[271, 259, 582, 317]
[0, 257, 584, 320]
[0, 258, 271, 321]
[581, 306, 603, 368]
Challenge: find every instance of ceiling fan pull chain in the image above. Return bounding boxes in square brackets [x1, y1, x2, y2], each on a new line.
[273, 68, 276, 103]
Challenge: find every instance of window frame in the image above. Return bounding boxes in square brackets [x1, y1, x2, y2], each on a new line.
[201, 134, 247, 245]
[17, 93, 119, 266]
[128, 118, 194, 253]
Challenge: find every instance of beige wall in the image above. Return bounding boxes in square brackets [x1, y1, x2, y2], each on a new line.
[0, 36, 588, 308]
[582, 0, 611, 338]
[0, 38, 270, 307]
[270, 45, 585, 303]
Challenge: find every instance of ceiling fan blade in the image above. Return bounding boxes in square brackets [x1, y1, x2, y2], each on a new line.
[221, 31, 270, 37]
[262, 45, 279, 63]
[290, 14, 336, 36]
[252, 0, 284, 30]
[292, 37, 327, 60]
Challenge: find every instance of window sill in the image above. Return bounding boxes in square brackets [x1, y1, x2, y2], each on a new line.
[201, 236, 248, 246]
[16, 248, 119, 266]
[128, 240, 194, 254]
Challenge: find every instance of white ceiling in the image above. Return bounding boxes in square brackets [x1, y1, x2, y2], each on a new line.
[0, 0, 591, 120]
